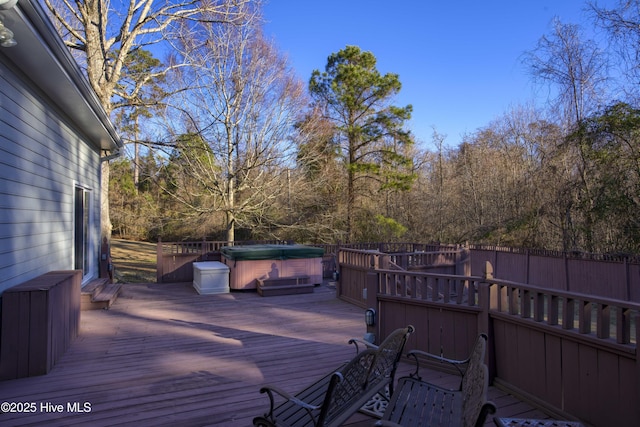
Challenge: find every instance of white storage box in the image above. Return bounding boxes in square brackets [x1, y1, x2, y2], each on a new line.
[193, 261, 230, 294]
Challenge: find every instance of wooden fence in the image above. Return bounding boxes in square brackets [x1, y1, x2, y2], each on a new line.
[157, 240, 336, 283]
[486, 276, 638, 424]
[338, 248, 640, 427]
[156, 240, 231, 283]
[157, 240, 640, 304]
[469, 245, 640, 302]
[336, 246, 464, 308]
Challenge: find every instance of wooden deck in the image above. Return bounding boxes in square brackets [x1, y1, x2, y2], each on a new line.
[0, 282, 552, 426]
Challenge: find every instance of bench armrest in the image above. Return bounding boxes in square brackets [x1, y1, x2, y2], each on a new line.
[407, 349, 469, 365]
[476, 401, 497, 426]
[258, 384, 320, 422]
[348, 337, 379, 353]
[407, 349, 468, 379]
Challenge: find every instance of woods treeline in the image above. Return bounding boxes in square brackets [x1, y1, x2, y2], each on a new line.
[110, 100, 640, 254]
[41, 0, 640, 253]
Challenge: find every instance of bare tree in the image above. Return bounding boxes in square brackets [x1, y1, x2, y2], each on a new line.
[43, 0, 249, 240]
[524, 19, 608, 128]
[590, 0, 640, 101]
[524, 19, 610, 251]
[289, 107, 347, 243]
[163, 1, 306, 241]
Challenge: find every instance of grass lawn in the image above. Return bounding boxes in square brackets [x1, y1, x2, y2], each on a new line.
[110, 239, 157, 283]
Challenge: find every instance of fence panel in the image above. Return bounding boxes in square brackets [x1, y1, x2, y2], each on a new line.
[374, 269, 484, 361]
[566, 258, 628, 299]
[335, 246, 640, 426]
[336, 266, 369, 308]
[494, 251, 529, 283]
[528, 254, 567, 290]
[157, 240, 287, 283]
[488, 278, 639, 426]
[470, 247, 640, 302]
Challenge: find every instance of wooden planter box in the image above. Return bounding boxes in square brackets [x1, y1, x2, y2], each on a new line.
[0, 270, 81, 380]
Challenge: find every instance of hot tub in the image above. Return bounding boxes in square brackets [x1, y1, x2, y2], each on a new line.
[220, 244, 324, 290]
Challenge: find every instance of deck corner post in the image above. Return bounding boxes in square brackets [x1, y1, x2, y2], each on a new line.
[636, 313, 640, 407]
[456, 246, 471, 276]
[100, 236, 112, 281]
[365, 271, 380, 343]
[477, 281, 490, 337]
[477, 277, 496, 383]
[634, 312, 640, 424]
[479, 264, 495, 382]
[483, 261, 494, 280]
[156, 238, 163, 283]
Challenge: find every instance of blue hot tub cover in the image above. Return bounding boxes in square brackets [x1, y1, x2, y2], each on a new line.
[220, 244, 324, 261]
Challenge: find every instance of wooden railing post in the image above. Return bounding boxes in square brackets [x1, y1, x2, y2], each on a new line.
[484, 261, 494, 281]
[478, 281, 490, 336]
[484, 261, 499, 310]
[480, 261, 494, 381]
[456, 245, 471, 276]
[365, 271, 379, 343]
[379, 253, 390, 270]
[479, 261, 493, 337]
[636, 313, 640, 423]
[100, 236, 112, 281]
[156, 237, 163, 283]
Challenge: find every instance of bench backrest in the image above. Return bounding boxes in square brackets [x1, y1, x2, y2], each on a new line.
[461, 333, 489, 427]
[319, 327, 413, 426]
[319, 348, 380, 426]
[368, 325, 414, 391]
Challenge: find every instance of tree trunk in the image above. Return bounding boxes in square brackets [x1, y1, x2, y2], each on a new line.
[226, 213, 235, 243]
[101, 161, 112, 242]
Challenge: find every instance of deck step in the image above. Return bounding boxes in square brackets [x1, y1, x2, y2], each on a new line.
[81, 279, 122, 310]
[257, 276, 314, 297]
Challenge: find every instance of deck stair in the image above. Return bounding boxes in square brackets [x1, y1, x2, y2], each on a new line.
[256, 275, 313, 296]
[81, 278, 122, 310]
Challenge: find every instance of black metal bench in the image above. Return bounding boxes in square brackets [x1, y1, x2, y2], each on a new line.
[375, 333, 496, 427]
[253, 326, 414, 427]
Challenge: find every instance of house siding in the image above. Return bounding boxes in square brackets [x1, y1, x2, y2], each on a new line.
[0, 60, 102, 293]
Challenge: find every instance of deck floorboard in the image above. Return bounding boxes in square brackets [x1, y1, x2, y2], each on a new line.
[0, 282, 546, 426]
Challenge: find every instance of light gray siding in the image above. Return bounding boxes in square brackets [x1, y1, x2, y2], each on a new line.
[0, 60, 101, 293]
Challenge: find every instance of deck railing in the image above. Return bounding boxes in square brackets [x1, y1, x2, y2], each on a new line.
[155, 240, 461, 283]
[469, 246, 640, 302]
[156, 239, 289, 282]
[336, 247, 465, 307]
[485, 273, 639, 427]
[489, 276, 638, 345]
[386, 248, 462, 271]
[156, 240, 353, 282]
[338, 250, 640, 427]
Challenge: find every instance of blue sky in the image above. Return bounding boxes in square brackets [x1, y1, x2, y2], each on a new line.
[262, 0, 616, 149]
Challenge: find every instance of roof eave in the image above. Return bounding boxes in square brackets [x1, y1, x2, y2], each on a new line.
[0, 0, 123, 152]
